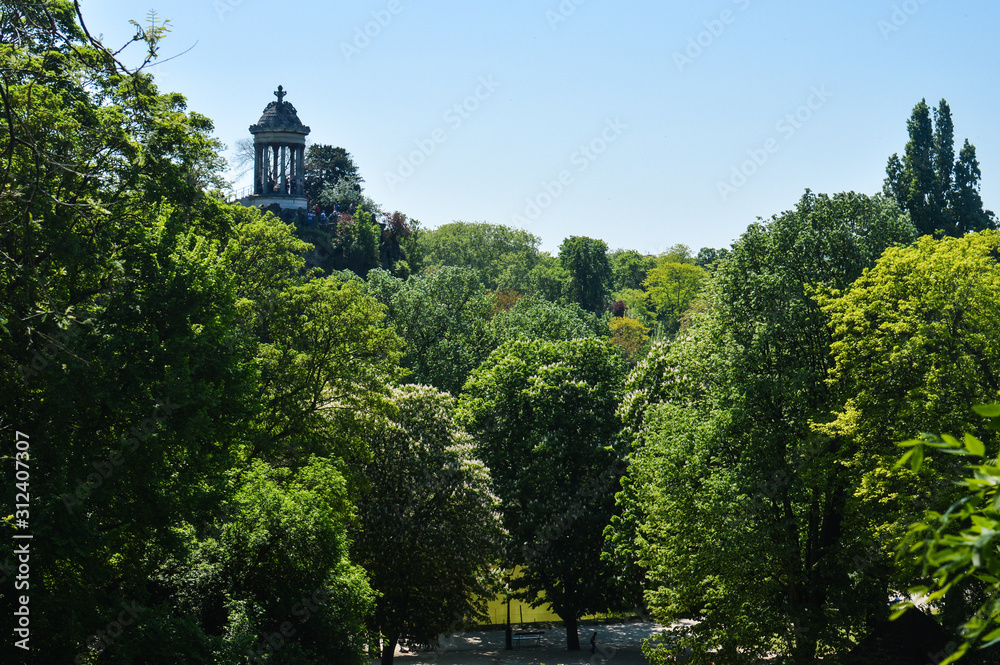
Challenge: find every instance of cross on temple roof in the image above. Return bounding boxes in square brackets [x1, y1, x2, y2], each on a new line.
[274, 85, 286, 104]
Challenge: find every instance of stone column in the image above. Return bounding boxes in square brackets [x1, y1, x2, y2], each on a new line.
[295, 145, 302, 196]
[266, 145, 272, 194]
[298, 145, 306, 196]
[272, 144, 279, 193]
[297, 145, 303, 195]
[254, 143, 262, 194]
[280, 144, 287, 196]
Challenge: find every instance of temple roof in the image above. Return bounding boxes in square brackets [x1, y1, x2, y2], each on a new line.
[250, 86, 310, 135]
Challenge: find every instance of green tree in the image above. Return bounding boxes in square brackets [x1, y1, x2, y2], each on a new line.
[823, 231, 1000, 465]
[177, 208, 402, 665]
[0, 6, 403, 661]
[613, 288, 653, 323]
[304, 144, 361, 199]
[5, 199, 401, 663]
[318, 178, 380, 217]
[419, 221, 543, 292]
[898, 99, 938, 235]
[352, 385, 501, 665]
[894, 406, 1000, 665]
[488, 295, 601, 345]
[933, 100, 956, 215]
[335, 205, 382, 276]
[953, 140, 996, 236]
[559, 236, 612, 313]
[459, 338, 628, 651]
[365, 267, 495, 395]
[614, 191, 916, 663]
[234, 257, 404, 463]
[608, 316, 651, 361]
[643, 258, 707, 336]
[12, 209, 259, 663]
[820, 231, 1000, 630]
[0, 8, 255, 659]
[694, 246, 730, 271]
[658, 243, 695, 263]
[884, 99, 996, 237]
[525, 252, 571, 303]
[158, 457, 376, 665]
[379, 211, 417, 276]
[604, 337, 724, 620]
[609, 249, 656, 293]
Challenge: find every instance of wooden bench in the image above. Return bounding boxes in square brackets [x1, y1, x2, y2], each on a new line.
[512, 631, 544, 648]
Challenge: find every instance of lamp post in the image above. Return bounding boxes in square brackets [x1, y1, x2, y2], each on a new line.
[505, 572, 513, 650]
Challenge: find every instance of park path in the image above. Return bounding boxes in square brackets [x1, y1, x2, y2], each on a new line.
[384, 622, 668, 665]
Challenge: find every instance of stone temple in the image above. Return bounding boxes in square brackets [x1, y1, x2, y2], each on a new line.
[240, 85, 310, 211]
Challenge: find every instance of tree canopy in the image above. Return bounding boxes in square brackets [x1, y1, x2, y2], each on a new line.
[459, 338, 628, 651]
[352, 385, 501, 665]
[559, 235, 612, 313]
[819, 231, 1000, 623]
[8, 4, 1000, 663]
[304, 144, 362, 200]
[610, 249, 656, 293]
[419, 221, 543, 292]
[612, 191, 917, 663]
[365, 266, 496, 395]
[0, 8, 404, 662]
[489, 294, 601, 345]
[884, 99, 996, 237]
[643, 258, 707, 336]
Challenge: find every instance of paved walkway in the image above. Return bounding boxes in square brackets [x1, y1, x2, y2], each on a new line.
[385, 622, 668, 665]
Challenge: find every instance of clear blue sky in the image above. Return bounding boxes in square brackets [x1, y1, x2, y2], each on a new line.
[80, 0, 1000, 254]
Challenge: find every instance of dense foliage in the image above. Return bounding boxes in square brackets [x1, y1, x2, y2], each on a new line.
[6, 5, 1000, 664]
[303, 144, 361, 202]
[884, 98, 996, 237]
[352, 385, 501, 665]
[896, 406, 1000, 665]
[612, 192, 917, 663]
[419, 222, 543, 292]
[459, 338, 628, 651]
[364, 266, 497, 395]
[559, 235, 613, 313]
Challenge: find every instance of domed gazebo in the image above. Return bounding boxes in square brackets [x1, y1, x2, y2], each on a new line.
[241, 85, 311, 210]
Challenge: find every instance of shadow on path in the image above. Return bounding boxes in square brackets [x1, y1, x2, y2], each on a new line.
[385, 622, 667, 665]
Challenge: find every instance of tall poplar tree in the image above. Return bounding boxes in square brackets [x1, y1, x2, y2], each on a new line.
[884, 98, 996, 237]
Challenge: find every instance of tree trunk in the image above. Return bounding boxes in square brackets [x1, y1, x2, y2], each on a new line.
[380, 633, 399, 665]
[505, 597, 513, 650]
[790, 626, 817, 664]
[565, 615, 580, 651]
